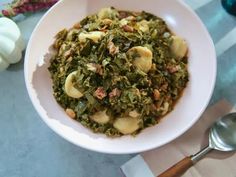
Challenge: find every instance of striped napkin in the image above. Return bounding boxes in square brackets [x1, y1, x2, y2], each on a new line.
[121, 0, 236, 176]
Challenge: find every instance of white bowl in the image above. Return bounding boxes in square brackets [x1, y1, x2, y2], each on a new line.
[24, 0, 216, 154]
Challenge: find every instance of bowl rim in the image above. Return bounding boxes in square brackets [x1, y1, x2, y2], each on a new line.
[24, 0, 217, 154]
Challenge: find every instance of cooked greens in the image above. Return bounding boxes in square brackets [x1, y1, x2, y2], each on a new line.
[48, 7, 189, 137]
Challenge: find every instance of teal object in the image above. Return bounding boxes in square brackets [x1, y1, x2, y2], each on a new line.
[222, 0, 236, 15]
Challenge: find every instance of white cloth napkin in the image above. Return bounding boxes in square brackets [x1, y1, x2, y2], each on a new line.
[121, 100, 236, 177]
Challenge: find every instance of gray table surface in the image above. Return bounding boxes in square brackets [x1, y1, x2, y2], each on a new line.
[0, 0, 236, 177]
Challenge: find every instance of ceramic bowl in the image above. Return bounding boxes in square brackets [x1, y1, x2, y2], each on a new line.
[24, 0, 216, 154]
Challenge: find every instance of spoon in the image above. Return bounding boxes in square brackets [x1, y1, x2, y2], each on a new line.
[158, 112, 236, 177]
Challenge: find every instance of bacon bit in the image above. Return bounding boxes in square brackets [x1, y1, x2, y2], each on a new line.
[150, 104, 157, 112]
[66, 108, 76, 119]
[153, 89, 160, 100]
[119, 11, 130, 19]
[167, 65, 181, 73]
[160, 83, 168, 91]
[96, 64, 103, 75]
[73, 23, 81, 29]
[122, 25, 134, 32]
[107, 41, 119, 56]
[94, 87, 107, 100]
[109, 88, 121, 98]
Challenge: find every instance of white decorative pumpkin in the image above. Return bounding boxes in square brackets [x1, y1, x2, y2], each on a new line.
[0, 17, 25, 71]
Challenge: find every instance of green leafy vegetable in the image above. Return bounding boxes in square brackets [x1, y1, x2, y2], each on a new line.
[48, 7, 189, 137]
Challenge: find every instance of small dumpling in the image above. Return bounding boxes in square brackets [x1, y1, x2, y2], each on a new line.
[64, 71, 83, 98]
[90, 110, 110, 124]
[113, 117, 140, 134]
[127, 46, 153, 73]
[79, 31, 105, 43]
[171, 35, 188, 59]
[98, 7, 118, 20]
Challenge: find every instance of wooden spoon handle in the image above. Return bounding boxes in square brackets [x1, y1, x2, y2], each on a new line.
[157, 156, 193, 177]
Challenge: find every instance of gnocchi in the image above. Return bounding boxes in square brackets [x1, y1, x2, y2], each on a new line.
[79, 31, 105, 43]
[90, 110, 110, 124]
[127, 46, 153, 73]
[137, 20, 149, 33]
[64, 71, 83, 98]
[171, 36, 188, 59]
[113, 117, 140, 134]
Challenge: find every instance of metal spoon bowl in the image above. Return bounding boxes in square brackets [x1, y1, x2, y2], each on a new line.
[210, 113, 236, 151]
[158, 112, 236, 177]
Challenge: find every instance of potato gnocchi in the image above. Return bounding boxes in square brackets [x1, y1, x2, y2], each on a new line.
[48, 7, 189, 137]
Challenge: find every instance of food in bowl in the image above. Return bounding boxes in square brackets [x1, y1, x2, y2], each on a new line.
[48, 7, 189, 137]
